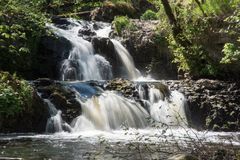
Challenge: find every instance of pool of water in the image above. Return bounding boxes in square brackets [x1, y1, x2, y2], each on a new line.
[1, 128, 240, 160]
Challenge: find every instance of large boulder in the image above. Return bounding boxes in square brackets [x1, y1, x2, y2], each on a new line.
[33, 35, 72, 80]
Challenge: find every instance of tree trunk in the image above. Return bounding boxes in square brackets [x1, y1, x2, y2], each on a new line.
[194, 0, 207, 16]
[160, 0, 191, 47]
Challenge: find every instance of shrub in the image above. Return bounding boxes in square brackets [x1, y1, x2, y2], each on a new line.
[221, 43, 240, 64]
[141, 10, 158, 20]
[0, 72, 33, 117]
[113, 16, 136, 35]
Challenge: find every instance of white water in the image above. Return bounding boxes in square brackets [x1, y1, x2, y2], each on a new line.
[48, 20, 112, 81]
[111, 39, 141, 80]
[149, 90, 188, 126]
[44, 99, 63, 133]
[72, 91, 149, 131]
[48, 19, 142, 81]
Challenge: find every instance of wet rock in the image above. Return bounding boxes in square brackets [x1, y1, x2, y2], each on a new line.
[92, 37, 116, 60]
[78, 27, 96, 41]
[33, 81, 82, 124]
[105, 78, 137, 98]
[34, 78, 54, 87]
[34, 34, 72, 79]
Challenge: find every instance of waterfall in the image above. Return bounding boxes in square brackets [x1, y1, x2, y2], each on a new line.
[48, 19, 141, 81]
[72, 91, 149, 131]
[111, 39, 141, 80]
[44, 18, 189, 133]
[45, 99, 72, 133]
[48, 20, 112, 81]
[139, 84, 188, 126]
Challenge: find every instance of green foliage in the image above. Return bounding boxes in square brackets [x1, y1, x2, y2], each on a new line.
[193, 0, 240, 16]
[0, 72, 33, 117]
[113, 16, 136, 35]
[153, 0, 240, 78]
[221, 43, 240, 64]
[140, 10, 158, 20]
[0, 0, 49, 76]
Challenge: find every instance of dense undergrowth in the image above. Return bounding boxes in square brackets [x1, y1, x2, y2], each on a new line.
[0, 71, 33, 117]
[153, 0, 240, 79]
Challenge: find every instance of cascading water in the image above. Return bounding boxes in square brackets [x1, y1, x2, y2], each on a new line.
[72, 91, 149, 131]
[45, 18, 189, 133]
[48, 19, 141, 81]
[111, 39, 141, 80]
[48, 20, 113, 81]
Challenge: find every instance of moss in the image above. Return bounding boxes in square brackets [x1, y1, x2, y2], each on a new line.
[113, 16, 136, 35]
[141, 9, 158, 20]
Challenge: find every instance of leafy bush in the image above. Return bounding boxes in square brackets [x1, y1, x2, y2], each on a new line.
[113, 16, 136, 35]
[221, 43, 240, 64]
[0, 72, 33, 117]
[0, 0, 49, 77]
[141, 10, 158, 20]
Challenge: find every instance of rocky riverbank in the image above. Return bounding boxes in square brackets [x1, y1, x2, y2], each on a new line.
[166, 79, 240, 131]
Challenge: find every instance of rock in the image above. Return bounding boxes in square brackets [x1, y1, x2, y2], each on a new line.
[34, 34, 72, 79]
[91, 1, 137, 22]
[34, 81, 82, 124]
[105, 78, 137, 98]
[34, 78, 54, 87]
[92, 37, 123, 77]
[168, 153, 198, 160]
[167, 79, 240, 131]
[92, 37, 116, 60]
[78, 26, 96, 41]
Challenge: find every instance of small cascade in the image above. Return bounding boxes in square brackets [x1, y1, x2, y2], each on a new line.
[45, 99, 63, 133]
[138, 84, 188, 126]
[48, 20, 113, 81]
[111, 39, 141, 80]
[45, 99, 72, 133]
[72, 91, 149, 131]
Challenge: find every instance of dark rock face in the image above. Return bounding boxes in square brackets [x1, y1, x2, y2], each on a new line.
[91, 37, 124, 77]
[0, 91, 49, 133]
[166, 79, 240, 131]
[33, 35, 72, 80]
[111, 20, 178, 79]
[33, 78, 82, 124]
[78, 25, 96, 41]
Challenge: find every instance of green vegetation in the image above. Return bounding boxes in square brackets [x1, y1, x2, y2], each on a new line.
[140, 9, 158, 20]
[0, 0, 49, 76]
[152, 0, 240, 79]
[0, 72, 33, 116]
[113, 16, 136, 35]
